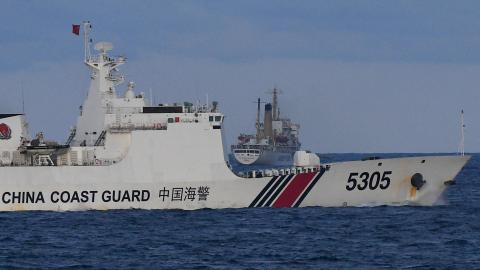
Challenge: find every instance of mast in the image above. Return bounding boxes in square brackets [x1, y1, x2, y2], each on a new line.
[83, 21, 92, 62]
[459, 109, 465, 156]
[72, 23, 128, 146]
[267, 87, 282, 121]
[20, 81, 25, 114]
[272, 88, 278, 120]
[256, 98, 261, 141]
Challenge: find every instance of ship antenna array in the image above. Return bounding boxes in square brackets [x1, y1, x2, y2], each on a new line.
[459, 109, 465, 156]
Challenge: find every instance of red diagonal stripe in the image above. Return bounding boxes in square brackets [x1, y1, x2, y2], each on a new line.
[272, 172, 316, 208]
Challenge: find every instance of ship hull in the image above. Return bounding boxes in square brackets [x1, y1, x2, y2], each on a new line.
[0, 155, 469, 211]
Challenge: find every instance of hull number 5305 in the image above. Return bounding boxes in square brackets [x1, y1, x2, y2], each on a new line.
[346, 171, 392, 191]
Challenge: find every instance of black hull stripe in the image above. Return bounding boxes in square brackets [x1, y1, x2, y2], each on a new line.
[265, 174, 294, 207]
[257, 175, 286, 207]
[249, 176, 279, 208]
[293, 167, 326, 208]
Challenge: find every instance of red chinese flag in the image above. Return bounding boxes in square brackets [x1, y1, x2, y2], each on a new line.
[72, 24, 80, 35]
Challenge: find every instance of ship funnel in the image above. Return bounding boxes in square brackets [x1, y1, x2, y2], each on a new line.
[264, 103, 273, 139]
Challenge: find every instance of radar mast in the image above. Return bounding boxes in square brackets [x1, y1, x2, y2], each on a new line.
[267, 87, 282, 121]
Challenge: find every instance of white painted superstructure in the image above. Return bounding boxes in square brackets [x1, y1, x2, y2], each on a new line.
[0, 23, 470, 211]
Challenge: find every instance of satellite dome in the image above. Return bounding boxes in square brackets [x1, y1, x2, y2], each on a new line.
[124, 82, 135, 99]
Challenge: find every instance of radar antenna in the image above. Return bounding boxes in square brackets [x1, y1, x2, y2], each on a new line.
[94, 41, 113, 54]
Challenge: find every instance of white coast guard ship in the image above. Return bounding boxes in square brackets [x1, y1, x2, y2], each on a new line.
[231, 89, 301, 166]
[0, 23, 470, 211]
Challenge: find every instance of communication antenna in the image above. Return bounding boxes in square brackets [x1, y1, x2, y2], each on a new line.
[149, 88, 153, 106]
[459, 109, 465, 156]
[20, 81, 25, 114]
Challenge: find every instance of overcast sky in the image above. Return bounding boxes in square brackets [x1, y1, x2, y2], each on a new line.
[1, 0, 480, 153]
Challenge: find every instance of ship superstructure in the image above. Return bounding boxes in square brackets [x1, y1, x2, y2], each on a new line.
[0, 22, 224, 169]
[0, 23, 469, 212]
[231, 89, 300, 166]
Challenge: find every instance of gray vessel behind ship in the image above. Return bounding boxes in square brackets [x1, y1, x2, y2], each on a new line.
[231, 88, 301, 166]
